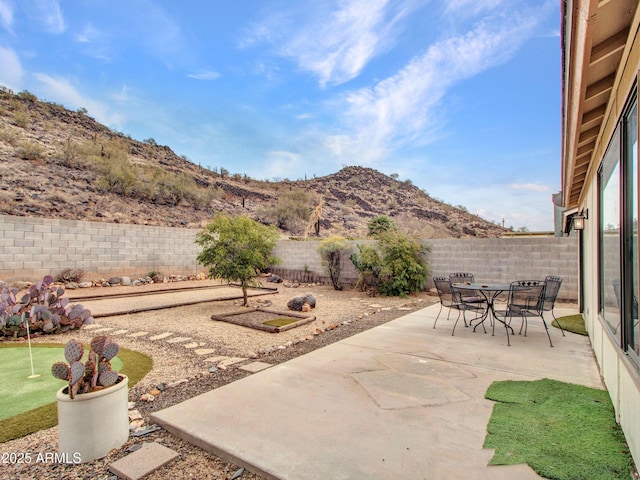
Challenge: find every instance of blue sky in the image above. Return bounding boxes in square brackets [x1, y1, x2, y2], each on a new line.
[0, 0, 560, 231]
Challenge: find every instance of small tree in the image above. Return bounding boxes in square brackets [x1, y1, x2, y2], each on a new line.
[318, 236, 350, 290]
[196, 214, 280, 305]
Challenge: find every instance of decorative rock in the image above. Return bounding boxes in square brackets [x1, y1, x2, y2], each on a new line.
[140, 393, 155, 402]
[65, 282, 79, 289]
[150, 388, 162, 396]
[156, 383, 167, 392]
[128, 410, 143, 421]
[208, 366, 218, 373]
[287, 293, 316, 311]
[266, 275, 282, 283]
[78, 281, 92, 288]
[121, 276, 131, 286]
[108, 276, 122, 285]
[129, 420, 145, 431]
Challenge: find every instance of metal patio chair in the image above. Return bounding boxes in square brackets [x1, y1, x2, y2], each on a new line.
[542, 276, 565, 336]
[448, 272, 487, 306]
[494, 280, 553, 347]
[433, 276, 484, 333]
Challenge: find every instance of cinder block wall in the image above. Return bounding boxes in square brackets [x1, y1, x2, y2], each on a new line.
[0, 215, 201, 281]
[0, 215, 578, 300]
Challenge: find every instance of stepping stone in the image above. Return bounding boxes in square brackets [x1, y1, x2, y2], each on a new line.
[166, 337, 191, 344]
[204, 355, 230, 363]
[92, 327, 113, 333]
[128, 332, 149, 338]
[397, 307, 413, 311]
[240, 361, 272, 373]
[194, 348, 216, 356]
[83, 324, 101, 330]
[368, 304, 384, 308]
[218, 357, 247, 369]
[112, 329, 129, 335]
[149, 332, 172, 340]
[109, 442, 178, 480]
[183, 342, 199, 349]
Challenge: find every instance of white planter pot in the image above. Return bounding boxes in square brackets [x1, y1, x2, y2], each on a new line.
[56, 375, 129, 463]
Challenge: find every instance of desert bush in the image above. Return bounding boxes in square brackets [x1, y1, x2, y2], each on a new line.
[367, 215, 396, 237]
[56, 268, 85, 283]
[318, 236, 351, 290]
[351, 231, 430, 297]
[96, 155, 139, 195]
[259, 188, 316, 234]
[12, 110, 30, 128]
[0, 127, 18, 145]
[17, 140, 44, 160]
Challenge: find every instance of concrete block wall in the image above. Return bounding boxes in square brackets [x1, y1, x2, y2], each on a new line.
[427, 237, 578, 300]
[0, 215, 579, 300]
[0, 215, 201, 281]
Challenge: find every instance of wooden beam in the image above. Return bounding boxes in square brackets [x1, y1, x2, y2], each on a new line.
[590, 27, 629, 66]
[576, 141, 596, 158]
[578, 126, 600, 145]
[584, 73, 615, 102]
[581, 104, 607, 126]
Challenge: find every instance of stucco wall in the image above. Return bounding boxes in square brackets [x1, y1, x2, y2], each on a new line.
[0, 214, 578, 300]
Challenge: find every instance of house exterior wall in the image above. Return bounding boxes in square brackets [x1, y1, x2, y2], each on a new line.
[570, 3, 640, 465]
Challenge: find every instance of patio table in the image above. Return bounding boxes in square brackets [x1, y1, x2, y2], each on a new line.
[453, 283, 513, 337]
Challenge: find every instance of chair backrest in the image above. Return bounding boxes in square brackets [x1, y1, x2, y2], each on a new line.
[449, 272, 475, 284]
[509, 280, 546, 314]
[543, 276, 562, 311]
[434, 276, 456, 307]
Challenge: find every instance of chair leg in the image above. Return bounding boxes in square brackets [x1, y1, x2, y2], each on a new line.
[433, 304, 443, 328]
[541, 317, 554, 347]
[451, 310, 462, 336]
[551, 310, 566, 336]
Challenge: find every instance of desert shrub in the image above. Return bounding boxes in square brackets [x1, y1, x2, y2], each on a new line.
[55, 268, 85, 284]
[259, 188, 316, 234]
[12, 110, 30, 128]
[350, 243, 383, 292]
[367, 215, 396, 237]
[17, 140, 44, 160]
[351, 231, 430, 297]
[96, 155, 139, 195]
[318, 236, 351, 290]
[0, 128, 18, 146]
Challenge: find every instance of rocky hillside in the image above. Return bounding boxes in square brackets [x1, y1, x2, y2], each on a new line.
[0, 88, 505, 238]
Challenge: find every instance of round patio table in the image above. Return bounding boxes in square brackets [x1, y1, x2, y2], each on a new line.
[453, 283, 513, 338]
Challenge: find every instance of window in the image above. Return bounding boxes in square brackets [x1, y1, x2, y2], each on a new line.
[599, 126, 622, 342]
[598, 92, 639, 359]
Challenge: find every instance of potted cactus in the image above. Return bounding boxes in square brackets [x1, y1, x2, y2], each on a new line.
[51, 336, 129, 463]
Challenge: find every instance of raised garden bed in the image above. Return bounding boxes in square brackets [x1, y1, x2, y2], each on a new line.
[211, 308, 315, 333]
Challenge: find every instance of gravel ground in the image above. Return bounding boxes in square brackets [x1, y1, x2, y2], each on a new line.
[1, 280, 437, 480]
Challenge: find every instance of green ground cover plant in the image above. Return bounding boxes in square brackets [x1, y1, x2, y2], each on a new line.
[263, 318, 298, 327]
[553, 314, 587, 336]
[484, 378, 634, 480]
[0, 343, 152, 443]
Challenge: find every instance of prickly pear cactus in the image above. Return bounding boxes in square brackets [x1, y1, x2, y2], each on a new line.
[51, 362, 70, 381]
[99, 370, 119, 388]
[52, 335, 122, 398]
[64, 339, 84, 363]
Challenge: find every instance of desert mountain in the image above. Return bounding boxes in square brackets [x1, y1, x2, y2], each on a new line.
[0, 88, 505, 239]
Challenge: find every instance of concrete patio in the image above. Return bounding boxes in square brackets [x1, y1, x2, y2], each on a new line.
[151, 303, 603, 480]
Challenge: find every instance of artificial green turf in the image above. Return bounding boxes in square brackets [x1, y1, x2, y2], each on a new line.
[0, 343, 152, 443]
[552, 314, 587, 336]
[263, 317, 299, 327]
[0, 346, 123, 420]
[484, 378, 634, 480]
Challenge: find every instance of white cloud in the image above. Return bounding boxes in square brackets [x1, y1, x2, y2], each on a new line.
[245, 0, 425, 88]
[330, 9, 542, 164]
[444, 0, 505, 17]
[509, 183, 550, 192]
[33, 73, 124, 127]
[0, 0, 14, 32]
[188, 70, 221, 81]
[75, 22, 99, 43]
[0, 46, 23, 90]
[263, 151, 303, 179]
[33, 0, 65, 34]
